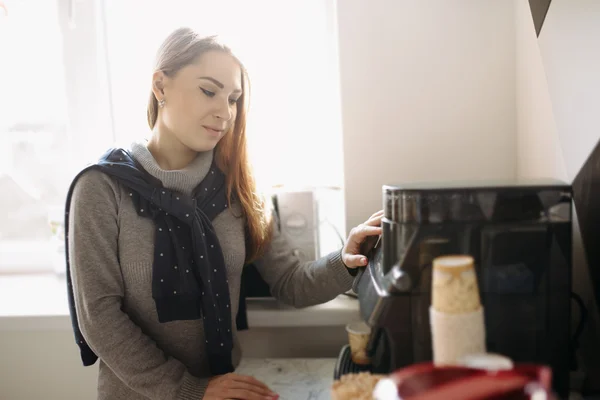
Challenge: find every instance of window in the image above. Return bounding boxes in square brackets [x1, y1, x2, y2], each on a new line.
[0, 0, 344, 274]
[0, 0, 72, 273]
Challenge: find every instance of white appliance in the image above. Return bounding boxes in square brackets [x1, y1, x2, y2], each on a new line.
[273, 187, 346, 263]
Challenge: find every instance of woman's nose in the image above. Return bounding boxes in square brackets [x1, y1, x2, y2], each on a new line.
[214, 99, 232, 121]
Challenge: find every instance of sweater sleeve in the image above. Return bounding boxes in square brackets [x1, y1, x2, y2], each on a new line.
[252, 213, 355, 308]
[68, 170, 208, 400]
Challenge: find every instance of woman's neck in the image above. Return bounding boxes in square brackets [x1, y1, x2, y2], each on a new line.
[147, 123, 198, 171]
[130, 139, 213, 196]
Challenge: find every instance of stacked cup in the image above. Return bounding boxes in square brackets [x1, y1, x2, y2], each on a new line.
[429, 254, 486, 366]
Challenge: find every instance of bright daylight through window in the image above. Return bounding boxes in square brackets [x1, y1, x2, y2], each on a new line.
[0, 0, 344, 274]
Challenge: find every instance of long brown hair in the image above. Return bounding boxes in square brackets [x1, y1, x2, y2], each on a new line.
[147, 27, 273, 262]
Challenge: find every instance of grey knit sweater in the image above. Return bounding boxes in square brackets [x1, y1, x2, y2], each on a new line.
[67, 142, 354, 400]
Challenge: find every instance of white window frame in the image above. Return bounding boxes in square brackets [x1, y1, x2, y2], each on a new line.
[0, 0, 114, 274]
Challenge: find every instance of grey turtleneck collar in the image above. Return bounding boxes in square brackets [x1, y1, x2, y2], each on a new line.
[129, 141, 214, 196]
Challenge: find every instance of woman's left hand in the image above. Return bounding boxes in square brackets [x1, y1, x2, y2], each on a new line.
[341, 210, 383, 268]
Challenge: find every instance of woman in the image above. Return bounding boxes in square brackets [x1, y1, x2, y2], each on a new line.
[66, 27, 382, 400]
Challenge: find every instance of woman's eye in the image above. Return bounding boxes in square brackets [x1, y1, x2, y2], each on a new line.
[229, 98, 239, 105]
[201, 88, 215, 97]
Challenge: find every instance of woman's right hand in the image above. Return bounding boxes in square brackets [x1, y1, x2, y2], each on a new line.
[204, 373, 279, 400]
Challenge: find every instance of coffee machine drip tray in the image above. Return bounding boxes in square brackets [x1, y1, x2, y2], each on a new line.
[333, 345, 373, 380]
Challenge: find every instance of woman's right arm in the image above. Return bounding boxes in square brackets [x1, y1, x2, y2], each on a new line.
[69, 171, 276, 400]
[69, 170, 208, 400]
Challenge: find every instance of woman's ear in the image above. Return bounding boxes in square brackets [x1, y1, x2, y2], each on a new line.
[151, 71, 167, 102]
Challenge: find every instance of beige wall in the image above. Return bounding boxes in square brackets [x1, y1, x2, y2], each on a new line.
[0, 330, 99, 400]
[337, 0, 518, 230]
[538, 0, 600, 180]
[515, 0, 567, 181]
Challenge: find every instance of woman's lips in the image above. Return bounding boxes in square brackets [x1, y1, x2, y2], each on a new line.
[203, 126, 223, 137]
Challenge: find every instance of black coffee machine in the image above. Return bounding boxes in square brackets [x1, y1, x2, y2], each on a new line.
[334, 179, 573, 398]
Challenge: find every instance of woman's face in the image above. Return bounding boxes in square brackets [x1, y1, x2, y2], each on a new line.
[155, 50, 243, 152]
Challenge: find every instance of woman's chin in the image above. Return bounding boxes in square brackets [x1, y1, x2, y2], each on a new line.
[184, 137, 219, 153]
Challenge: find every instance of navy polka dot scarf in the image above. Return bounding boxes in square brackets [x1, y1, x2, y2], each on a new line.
[65, 148, 234, 375]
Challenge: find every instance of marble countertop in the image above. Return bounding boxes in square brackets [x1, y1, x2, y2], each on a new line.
[235, 358, 337, 400]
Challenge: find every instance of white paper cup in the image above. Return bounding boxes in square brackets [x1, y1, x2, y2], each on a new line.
[429, 306, 486, 366]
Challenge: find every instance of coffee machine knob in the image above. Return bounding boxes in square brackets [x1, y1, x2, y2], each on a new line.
[385, 264, 412, 293]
